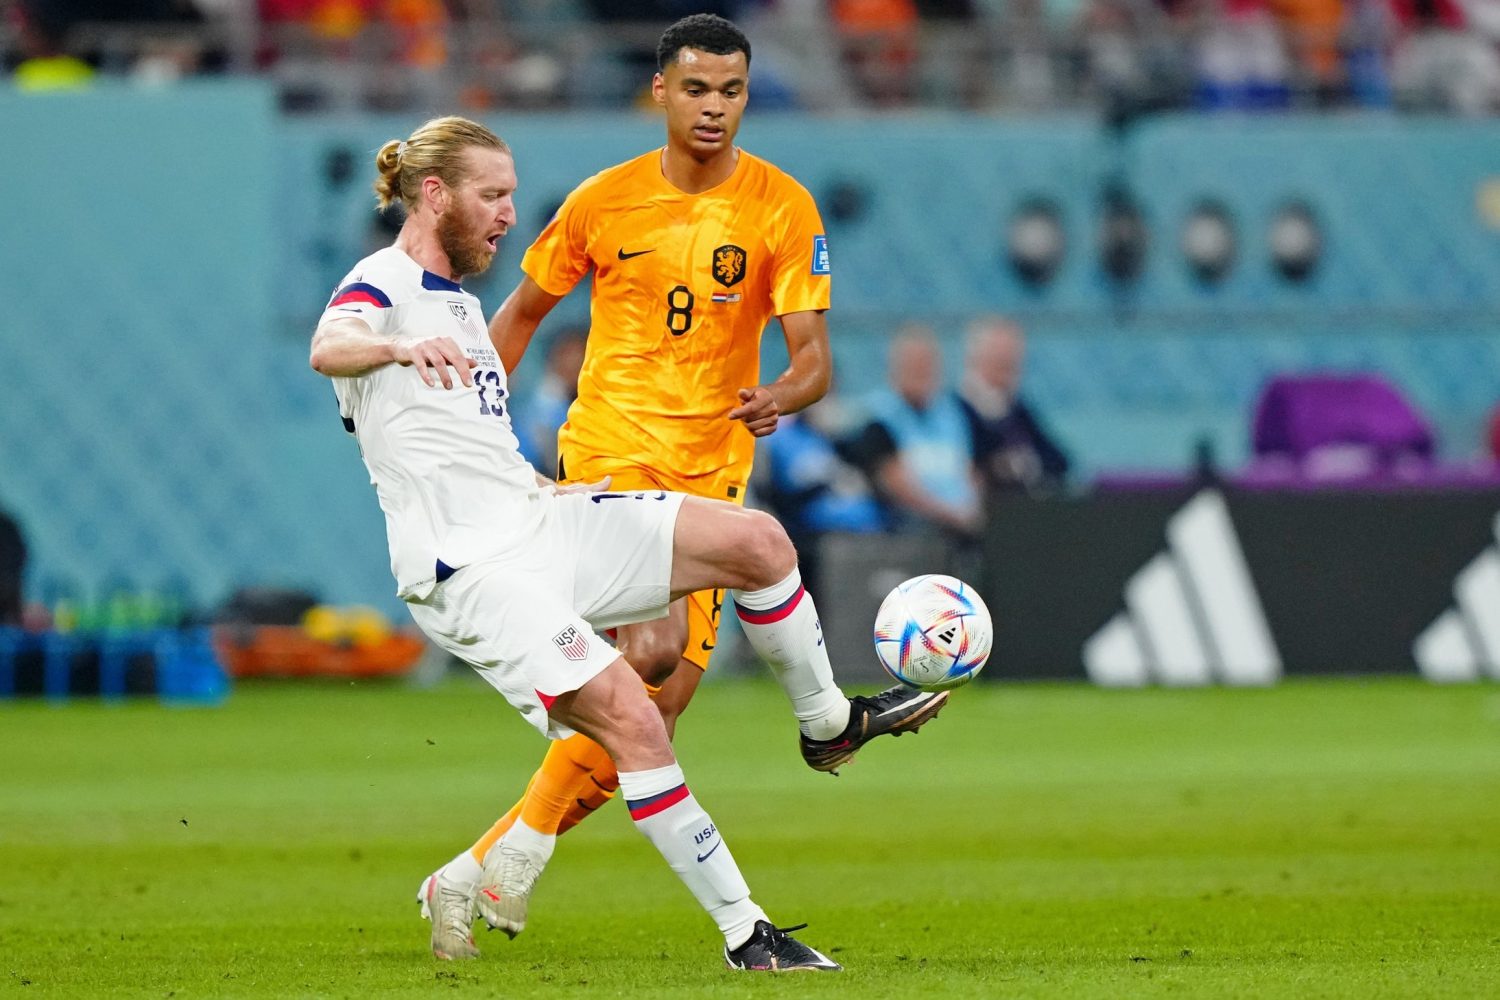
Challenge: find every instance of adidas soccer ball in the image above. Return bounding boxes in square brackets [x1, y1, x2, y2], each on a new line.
[873, 574, 993, 690]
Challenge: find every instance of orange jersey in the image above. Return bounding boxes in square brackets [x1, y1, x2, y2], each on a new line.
[522, 149, 830, 485]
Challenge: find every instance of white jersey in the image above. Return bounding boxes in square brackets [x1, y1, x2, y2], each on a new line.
[321, 246, 542, 600]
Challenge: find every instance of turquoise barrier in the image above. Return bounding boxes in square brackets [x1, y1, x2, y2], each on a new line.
[4, 81, 1499, 613]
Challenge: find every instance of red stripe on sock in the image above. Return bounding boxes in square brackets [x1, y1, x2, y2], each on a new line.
[735, 584, 805, 625]
[626, 784, 689, 820]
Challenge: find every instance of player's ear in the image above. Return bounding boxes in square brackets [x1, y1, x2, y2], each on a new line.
[421, 174, 447, 213]
[651, 72, 666, 108]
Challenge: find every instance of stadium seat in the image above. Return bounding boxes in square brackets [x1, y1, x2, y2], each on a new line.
[1249, 373, 1434, 481]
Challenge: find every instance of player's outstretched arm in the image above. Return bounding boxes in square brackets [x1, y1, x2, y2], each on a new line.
[489, 275, 565, 374]
[729, 309, 832, 437]
[311, 318, 476, 388]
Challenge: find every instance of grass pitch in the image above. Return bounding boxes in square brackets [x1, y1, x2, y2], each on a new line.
[1, 674, 1497, 998]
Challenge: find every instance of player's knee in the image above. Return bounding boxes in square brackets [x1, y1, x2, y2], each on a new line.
[624, 634, 686, 687]
[739, 510, 797, 588]
[595, 686, 670, 762]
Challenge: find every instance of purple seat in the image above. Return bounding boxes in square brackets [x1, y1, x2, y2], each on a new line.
[1250, 374, 1434, 477]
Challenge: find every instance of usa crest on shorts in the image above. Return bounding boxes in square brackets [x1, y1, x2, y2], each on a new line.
[552, 625, 589, 661]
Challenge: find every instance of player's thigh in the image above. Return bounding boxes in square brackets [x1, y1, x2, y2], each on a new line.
[553, 490, 685, 630]
[406, 559, 616, 739]
[669, 496, 796, 596]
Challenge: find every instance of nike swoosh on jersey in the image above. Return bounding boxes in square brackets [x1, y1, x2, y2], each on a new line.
[617, 248, 655, 260]
[696, 840, 722, 863]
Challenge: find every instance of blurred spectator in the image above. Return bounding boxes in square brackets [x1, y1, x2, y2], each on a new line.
[260, 0, 377, 44]
[1390, 0, 1500, 114]
[259, 0, 447, 68]
[518, 327, 587, 478]
[830, 0, 919, 105]
[957, 317, 1071, 497]
[0, 503, 26, 627]
[10, 1, 94, 89]
[1193, 0, 1293, 110]
[16, 0, 221, 80]
[1271, 0, 1346, 103]
[1078, 0, 1190, 118]
[845, 324, 982, 537]
[758, 387, 885, 600]
[1344, 0, 1396, 106]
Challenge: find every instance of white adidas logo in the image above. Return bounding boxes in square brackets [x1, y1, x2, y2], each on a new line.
[1084, 490, 1282, 687]
[1413, 513, 1500, 681]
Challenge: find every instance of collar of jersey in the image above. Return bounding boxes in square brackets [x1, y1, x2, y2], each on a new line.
[421, 270, 463, 292]
[653, 145, 747, 199]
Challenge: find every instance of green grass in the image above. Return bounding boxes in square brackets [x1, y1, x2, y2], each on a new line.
[2, 675, 1498, 998]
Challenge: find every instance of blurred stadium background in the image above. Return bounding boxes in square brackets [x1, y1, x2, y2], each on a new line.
[5, 0, 1500, 691]
[4, 4, 1500, 997]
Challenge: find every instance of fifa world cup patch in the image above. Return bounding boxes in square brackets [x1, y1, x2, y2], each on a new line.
[811, 235, 830, 275]
[552, 625, 590, 661]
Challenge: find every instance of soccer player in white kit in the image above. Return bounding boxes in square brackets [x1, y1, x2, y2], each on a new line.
[309, 116, 846, 971]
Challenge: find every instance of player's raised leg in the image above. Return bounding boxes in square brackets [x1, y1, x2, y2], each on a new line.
[671, 498, 949, 773]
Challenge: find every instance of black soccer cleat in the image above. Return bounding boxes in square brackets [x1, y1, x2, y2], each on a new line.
[799, 685, 950, 774]
[724, 921, 842, 972]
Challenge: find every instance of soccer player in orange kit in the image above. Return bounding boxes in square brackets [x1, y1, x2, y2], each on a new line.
[417, 14, 949, 961]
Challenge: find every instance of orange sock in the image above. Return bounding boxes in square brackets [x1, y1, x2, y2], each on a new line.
[518, 733, 606, 833]
[468, 733, 616, 863]
[556, 741, 619, 835]
[468, 681, 664, 862]
[468, 796, 524, 865]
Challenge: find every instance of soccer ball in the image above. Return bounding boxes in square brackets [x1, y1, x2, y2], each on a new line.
[873, 574, 993, 690]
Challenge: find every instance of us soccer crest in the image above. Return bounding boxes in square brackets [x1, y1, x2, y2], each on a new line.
[712, 244, 746, 288]
[552, 625, 589, 661]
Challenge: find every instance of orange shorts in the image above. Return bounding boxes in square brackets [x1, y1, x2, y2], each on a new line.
[557, 451, 746, 671]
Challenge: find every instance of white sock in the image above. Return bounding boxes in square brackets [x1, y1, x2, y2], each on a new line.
[498, 819, 556, 867]
[618, 763, 766, 950]
[440, 849, 482, 893]
[733, 568, 851, 741]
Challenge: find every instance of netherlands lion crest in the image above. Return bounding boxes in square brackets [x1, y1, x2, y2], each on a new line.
[712, 244, 746, 288]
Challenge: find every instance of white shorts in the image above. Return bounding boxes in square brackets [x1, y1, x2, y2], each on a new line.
[406, 489, 686, 738]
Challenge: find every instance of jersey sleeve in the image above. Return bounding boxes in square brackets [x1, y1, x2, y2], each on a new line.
[522, 186, 593, 297]
[769, 183, 831, 316]
[320, 279, 395, 336]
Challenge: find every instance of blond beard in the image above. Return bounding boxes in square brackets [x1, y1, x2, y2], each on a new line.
[437, 208, 496, 279]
